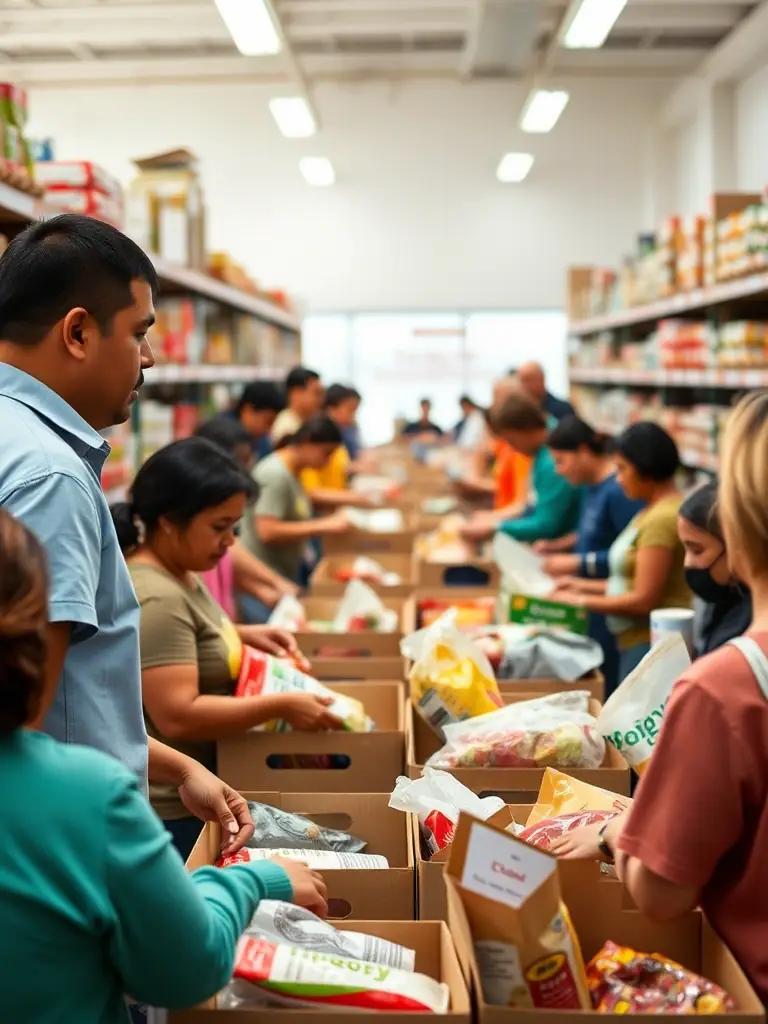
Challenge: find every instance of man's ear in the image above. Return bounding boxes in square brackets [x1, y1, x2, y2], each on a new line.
[61, 307, 92, 360]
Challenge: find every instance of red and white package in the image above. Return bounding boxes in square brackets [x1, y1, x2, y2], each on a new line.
[389, 768, 505, 856]
[518, 810, 617, 851]
[35, 160, 123, 197]
[45, 188, 124, 228]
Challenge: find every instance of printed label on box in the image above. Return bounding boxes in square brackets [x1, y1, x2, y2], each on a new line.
[506, 594, 588, 634]
[460, 821, 555, 909]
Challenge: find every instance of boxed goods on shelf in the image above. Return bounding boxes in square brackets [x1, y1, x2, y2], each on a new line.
[126, 147, 205, 269]
[0, 85, 38, 193]
[718, 321, 768, 368]
[217, 680, 405, 792]
[44, 187, 124, 228]
[37, 160, 126, 228]
[658, 320, 715, 371]
[676, 214, 706, 291]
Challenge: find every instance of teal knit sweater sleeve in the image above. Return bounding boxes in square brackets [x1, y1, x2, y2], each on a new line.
[105, 773, 293, 1010]
[497, 448, 581, 543]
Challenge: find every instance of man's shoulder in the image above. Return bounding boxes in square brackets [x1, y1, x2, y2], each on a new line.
[0, 396, 89, 490]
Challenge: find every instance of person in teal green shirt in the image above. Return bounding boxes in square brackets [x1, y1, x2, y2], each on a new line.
[0, 507, 327, 1023]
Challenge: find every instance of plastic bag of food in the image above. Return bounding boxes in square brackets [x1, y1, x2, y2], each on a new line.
[598, 633, 690, 776]
[493, 533, 555, 599]
[235, 645, 374, 733]
[418, 596, 497, 630]
[408, 618, 503, 738]
[427, 691, 605, 770]
[415, 513, 471, 563]
[526, 768, 632, 828]
[389, 768, 506, 855]
[332, 579, 399, 633]
[268, 594, 307, 631]
[217, 849, 389, 869]
[243, 900, 415, 971]
[222, 937, 449, 1012]
[587, 941, 735, 1014]
[245, 802, 366, 853]
[333, 555, 402, 587]
[518, 810, 618, 850]
[345, 507, 405, 533]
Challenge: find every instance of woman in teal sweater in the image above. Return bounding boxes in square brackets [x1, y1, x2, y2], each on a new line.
[0, 508, 326, 1022]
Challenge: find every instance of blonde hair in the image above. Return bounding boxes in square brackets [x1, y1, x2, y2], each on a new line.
[719, 390, 768, 578]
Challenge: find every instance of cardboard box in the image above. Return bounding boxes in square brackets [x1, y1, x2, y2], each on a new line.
[446, 858, 764, 1024]
[296, 596, 404, 659]
[189, 793, 415, 920]
[310, 554, 417, 598]
[499, 671, 605, 703]
[308, 657, 405, 681]
[217, 681, 404, 792]
[168, 919, 471, 1022]
[324, 528, 417, 555]
[414, 555, 500, 589]
[126, 147, 205, 269]
[403, 588, 500, 634]
[405, 700, 630, 800]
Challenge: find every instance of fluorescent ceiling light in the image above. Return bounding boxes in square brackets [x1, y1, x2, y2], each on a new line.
[562, 0, 627, 49]
[215, 0, 281, 56]
[520, 89, 569, 133]
[299, 157, 335, 187]
[269, 97, 317, 138]
[496, 152, 534, 184]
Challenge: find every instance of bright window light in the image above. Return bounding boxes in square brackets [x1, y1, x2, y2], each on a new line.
[299, 157, 335, 187]
[496, 152, 534, 183]
[215, 0, 281, 56]
[269, 97, 317, 138]
[562, 0, 627, 49]
[520, 89, 569, 133]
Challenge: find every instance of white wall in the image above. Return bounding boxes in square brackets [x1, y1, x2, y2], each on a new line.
[28, 77, 668, 312]
[735, 61, 768, 192]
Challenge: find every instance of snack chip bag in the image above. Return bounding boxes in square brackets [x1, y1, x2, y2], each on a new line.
[389, 768, 506, 855]
[526, 767, 632, 829]
[235, 645, 374, 733]
[446, 813, 591, 1010]
[597, 633, 690, 775]
[332, 579, 399, 633]
[586, 941, 735, 1014]
[427, 691, 605, 771]
[268, 594, 307, 631]
[218, 849, 389, 869]
[407, 617, 502, 738]
[245, 802, 366, 853]
[225, 937, 449, 1012]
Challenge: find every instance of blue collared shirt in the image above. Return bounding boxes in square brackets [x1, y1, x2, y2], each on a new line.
[0, 365, 147, 784]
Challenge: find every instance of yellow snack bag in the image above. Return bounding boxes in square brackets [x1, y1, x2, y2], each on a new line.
[409, 623, 502, 738]
[526, 767, 632, 829]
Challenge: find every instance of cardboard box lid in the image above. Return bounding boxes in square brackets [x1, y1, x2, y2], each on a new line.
[134, 147, 198, 171]
[309, 657, 405, 680]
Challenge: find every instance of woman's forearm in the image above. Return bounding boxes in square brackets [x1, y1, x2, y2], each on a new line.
[307, 487, 368, 508]
[583, 589, 660, 616]
[147, 737, 196, 786]
[258, 519, 322, 544]
[158, 693, 289, 742]
[231, 542, 287, 591]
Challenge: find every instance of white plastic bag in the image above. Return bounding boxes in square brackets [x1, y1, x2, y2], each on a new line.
[426, 690, 605, 771]
[332, 579, 399, 632]
[493, 533, 555, 598]
[400, 607, 457, 662]
[345, 507, 405, 533]
[597, 633, 690, 775]
[268, 594, 307, 631]
[389, 768, 505, 854]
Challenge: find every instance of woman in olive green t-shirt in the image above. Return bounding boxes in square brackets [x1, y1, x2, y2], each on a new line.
[553, 422, 692, 682]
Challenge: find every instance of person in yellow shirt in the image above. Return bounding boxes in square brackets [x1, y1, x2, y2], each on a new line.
[300, 384, 374, 509]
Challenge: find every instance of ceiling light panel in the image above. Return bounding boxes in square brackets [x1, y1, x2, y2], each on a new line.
[562, 0, 628, 49]
[496, 152, 534, 183]
[520, 90, 569, 133]
[299, 157, 335, 187]
[269, 97, 317, 138]
[215, 0, 281, 56]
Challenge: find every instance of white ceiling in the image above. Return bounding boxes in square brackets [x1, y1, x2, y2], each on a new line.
[0, 0, 760, 85]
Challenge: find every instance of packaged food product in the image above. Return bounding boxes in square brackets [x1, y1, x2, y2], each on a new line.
[389, 768, 506, 855]
[345, 507, 405, 533]
[332, 579, 399, 633]
[415, 514, 471, 563]
[224, 937, 449, 1012]
[217, 849, 389, 869]
[526, 768, 632, 829]
[268, 594, 307, 631]
[418, 597, 496, 629]
[427, 691, 605, 771]
[518, 810, 617, 851]
[587, 941, 735, 1014]
[244, 900, 415, 970]
[333, 555, 402, 586]
[446, 813, 591, 1009]
[245, 802, 366, 853]
[598, 633, 690, 775]
[235, 645, 374, 733]
[408, 619, 502, 738]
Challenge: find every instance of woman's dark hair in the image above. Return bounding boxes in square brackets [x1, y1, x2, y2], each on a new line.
[274, 414, 344, 451]
[237, 381, 284, 415]
[490, 394, 547, 433]
[110, 437, 258, 553]
[679, 480, 723, 541]
[548, 415, 611, 455]
[195, 416, 252, 456]
[0, 509, 48, 734]
[614, 422, 680, 481]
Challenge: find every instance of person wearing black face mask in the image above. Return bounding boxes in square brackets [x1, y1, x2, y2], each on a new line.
[677, 480, 752, 655]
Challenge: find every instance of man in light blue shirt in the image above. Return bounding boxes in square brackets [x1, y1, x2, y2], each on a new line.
[0, 214, 253, 850]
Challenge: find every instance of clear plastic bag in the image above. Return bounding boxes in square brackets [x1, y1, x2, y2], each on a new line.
[245, 802, 366, 853]
[332, 579, 399, 633]
[518, 810, 617, 850]
[426, 691, 605, 770]
[267, 594, 307, 631]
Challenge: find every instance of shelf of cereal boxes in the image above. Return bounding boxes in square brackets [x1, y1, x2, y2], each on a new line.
[146, 364, 284, 385]
[569, 367, 768, 389]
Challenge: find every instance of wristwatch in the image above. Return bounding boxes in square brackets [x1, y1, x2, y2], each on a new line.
[598, 822, 615, 863]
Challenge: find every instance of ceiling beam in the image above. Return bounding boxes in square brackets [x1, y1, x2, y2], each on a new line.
[280, 0, 472, 11]
[289, 19, 467, 37]
[0, 2, 211, 23]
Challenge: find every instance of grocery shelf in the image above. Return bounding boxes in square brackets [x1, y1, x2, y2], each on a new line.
[569, 272, 768, 337]
[569, 367, 768, 389]
[146, 364, 284, 385]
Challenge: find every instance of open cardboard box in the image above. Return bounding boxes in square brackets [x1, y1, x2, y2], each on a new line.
[499, 671, 605, 703]
[413, 555, 500, 589]
[168, 920, 471, 1023]
[188, 792, 415, 920]
[402, 588, 499, 634]
[324, 526, 417, 555]
[296, 595, 404, 659]
[217, 681, 404, 792]
[405, 699, 630, 800]
[309, 554, 417, 598]
[307, 656, 405, 681]
[445, 858, 765, 1024]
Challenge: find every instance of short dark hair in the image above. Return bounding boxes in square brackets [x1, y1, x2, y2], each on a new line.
[237, 381, 285, 415]
[0, 509, 48, 735]
[195, 416, 252, 456]
[324, 383, 357, 409]
[275, 414, 344, 450]
[420, 397, 432, 405]
[285, 366, 320, 394]
[679, 480, 722, 540]
[614, 422, 680, 481]
[110, 437, 257, 552]
[0, 213, 158, 345]
[548, 415, 611, 456]
[491, 394, 547, 433]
